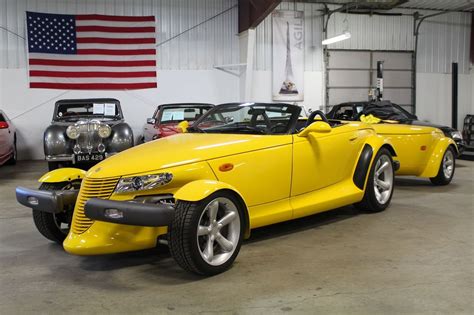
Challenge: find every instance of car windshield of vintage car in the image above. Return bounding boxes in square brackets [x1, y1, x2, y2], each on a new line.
[159, 106, 211, 123]
[55, 103, 121, 121]
[192, 103, 299, 135]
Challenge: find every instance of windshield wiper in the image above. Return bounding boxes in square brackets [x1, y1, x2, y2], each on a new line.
[187, 126, 205, 133]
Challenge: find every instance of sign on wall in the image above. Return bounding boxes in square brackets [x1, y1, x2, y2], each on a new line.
[272, 10, 304, 101]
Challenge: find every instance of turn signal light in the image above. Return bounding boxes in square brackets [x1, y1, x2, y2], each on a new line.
[104, 209, 123, 219]
[219, 163, 234, 172]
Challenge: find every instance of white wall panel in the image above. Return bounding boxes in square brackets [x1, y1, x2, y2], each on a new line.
[0, 0, 239, 70]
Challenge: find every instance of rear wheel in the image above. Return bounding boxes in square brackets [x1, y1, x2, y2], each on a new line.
[354, 148, 394, 213]
[430, 147, 455, 186]
[32, 181, 80, 244]
[169, 191, 244, 276]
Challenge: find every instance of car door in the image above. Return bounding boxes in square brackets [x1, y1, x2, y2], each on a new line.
[0, 112, 11, 160]
[291, 123, 369, 196]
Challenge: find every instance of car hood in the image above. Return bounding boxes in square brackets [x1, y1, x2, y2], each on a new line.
[87, 133, 292, 178]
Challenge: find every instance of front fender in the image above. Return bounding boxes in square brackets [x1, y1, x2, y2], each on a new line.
[419, 137, 457, 178]
[174, 180, 245, 203]
[38, 167, 86, 183]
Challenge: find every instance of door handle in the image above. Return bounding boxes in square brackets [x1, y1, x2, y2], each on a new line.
[349, 136, 358, 141]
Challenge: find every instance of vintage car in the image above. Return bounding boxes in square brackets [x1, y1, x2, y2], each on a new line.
[44, 98, 134, 170]
[142, 103, 213, 142]
[15, 103, 454, 275]
[0, 110, 17, 165]
[327, 101, 465, 153]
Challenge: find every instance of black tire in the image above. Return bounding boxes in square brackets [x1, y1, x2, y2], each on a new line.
[354, 148, 394, 213]
[430, 146, 455, 186]
[169, 191, 245, 276]
[6, 137, 17, 165]
[32, 182, 78, 244]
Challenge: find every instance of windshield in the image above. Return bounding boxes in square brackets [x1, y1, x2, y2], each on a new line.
[191, 103, 301, 135]
[55, 102, 121, 121]
[158, 106, 211, 124]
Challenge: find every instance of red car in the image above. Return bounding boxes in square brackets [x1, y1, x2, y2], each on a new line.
[0, 110, 17, 165]
[142, 103, 213, 142]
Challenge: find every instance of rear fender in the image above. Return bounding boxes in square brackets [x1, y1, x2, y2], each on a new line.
[174, 180, 251, 239]
[353, 135, 397, 190]
[419, 138, 457, 178]
[38, 168, 86, 183]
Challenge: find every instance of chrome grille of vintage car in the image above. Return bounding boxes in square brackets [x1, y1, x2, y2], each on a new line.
[74, 120, 106, 154]
[71, 176, 120, 234]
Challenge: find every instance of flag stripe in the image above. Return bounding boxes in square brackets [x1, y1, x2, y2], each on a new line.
[77, 49, 155, 55]
[76, 26, 155, 33]
[76, 32, 155, 39]
[76, 20, 156, 28]
[30, 77, 156, 83]
[30, 70, 156, 78]
[29, 53, 156, 61]
[76, 37, 156, 44]
[30, 65, 157, 72]
[30, 82, 157, 89]
[77, 43, 155, 50]
[76, 14, 155, 22]
[29, 58, 156, 67]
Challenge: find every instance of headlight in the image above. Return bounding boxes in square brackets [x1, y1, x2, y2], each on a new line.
[450, 130, 463, 140]
[98, 124, 112, 138]
[66, 125, 80, 139]
[114, 173, 173, 193]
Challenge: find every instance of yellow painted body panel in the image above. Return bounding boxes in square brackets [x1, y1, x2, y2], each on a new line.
[371, 124, 455, 177]
[38, 167, 86, 183]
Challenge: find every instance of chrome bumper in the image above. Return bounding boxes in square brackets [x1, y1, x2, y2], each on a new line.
[45, 154, 74, 162]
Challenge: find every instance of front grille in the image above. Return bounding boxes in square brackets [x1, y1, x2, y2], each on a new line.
[74, 121, 106, 153]
[71, 176, 120, 234]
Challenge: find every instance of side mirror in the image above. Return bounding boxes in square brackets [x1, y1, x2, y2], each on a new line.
[225, 117, 234, 123]
[298, 121, 332, 137]
[146, 118, 156, 125]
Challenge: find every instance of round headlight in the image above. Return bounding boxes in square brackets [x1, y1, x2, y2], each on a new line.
[98, 125, 111, 138]
[66, 125, 80, 139]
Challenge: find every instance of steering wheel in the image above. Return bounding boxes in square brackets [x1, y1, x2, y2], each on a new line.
[306, 110, 329, 127]
[250, 112, 272, 132]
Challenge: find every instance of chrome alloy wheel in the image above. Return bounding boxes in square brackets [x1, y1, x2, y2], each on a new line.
[373, 155, 394, 205]
[442, 149, 454, 179]
[197, 197, 241, 266]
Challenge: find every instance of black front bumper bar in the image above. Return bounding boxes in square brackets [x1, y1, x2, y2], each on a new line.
[16, 186, 78, 213]
[84, 198, 174, 227]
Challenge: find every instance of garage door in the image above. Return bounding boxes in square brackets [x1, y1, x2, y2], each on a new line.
[326, 50, 414, 113]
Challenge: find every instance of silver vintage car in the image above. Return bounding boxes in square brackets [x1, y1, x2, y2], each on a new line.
[44, 98, 134, 170]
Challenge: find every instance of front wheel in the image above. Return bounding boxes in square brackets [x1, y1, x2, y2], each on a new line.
[32, 182, 79, 244]
[169, 191, 244, 276]
[430, 147, 455, 186]
[6, 139, 17, 165]
[354, 148, 394, 213]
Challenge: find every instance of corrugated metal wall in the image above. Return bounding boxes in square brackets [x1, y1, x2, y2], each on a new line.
[254, 3, 471, 74]
[0, 0, 239, 70]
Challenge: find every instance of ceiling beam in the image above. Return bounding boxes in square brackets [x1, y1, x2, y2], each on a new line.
[238, 0, 282, 33]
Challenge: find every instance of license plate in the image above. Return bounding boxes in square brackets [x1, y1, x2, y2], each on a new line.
[75, 153, 105, 163]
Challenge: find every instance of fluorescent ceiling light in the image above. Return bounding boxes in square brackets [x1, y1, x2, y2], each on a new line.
[322, 31, 351, 45]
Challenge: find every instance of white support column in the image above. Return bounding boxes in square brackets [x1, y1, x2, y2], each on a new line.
[244, 28, 256, 101]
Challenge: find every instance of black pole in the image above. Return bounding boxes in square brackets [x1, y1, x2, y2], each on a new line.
[452, 62, 458, 129]
[376, 61, 384, 101]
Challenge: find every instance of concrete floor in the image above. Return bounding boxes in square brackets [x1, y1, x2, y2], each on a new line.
[0, 161, 473, 314]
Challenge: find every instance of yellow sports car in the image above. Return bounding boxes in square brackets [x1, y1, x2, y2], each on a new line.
[15, 103, 452, 276]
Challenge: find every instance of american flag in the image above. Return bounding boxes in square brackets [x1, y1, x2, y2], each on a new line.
[26, 11, 157, 90]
